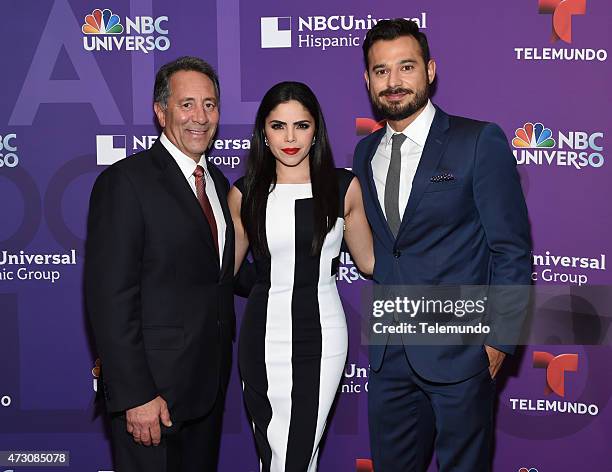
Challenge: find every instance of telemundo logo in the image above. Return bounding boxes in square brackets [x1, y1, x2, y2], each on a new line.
[0, 134, 18, 168]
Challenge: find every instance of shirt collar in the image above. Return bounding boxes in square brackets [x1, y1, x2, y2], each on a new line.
[159, 132, 208, 179]
[382, 99, 436, 148]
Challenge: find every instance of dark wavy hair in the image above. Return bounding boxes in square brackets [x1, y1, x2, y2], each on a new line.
[241, 81, 338, 257]
[362, 18, 430, 70]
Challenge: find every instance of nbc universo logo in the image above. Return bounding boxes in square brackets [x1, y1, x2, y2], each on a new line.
[538, 0, 586, 44]
[512, 122, 556, 148]
[533, 351, 578, 397]
[82, 8, 124, 34]
[96, 135, 126, 165]
[261, 17, 292, 48]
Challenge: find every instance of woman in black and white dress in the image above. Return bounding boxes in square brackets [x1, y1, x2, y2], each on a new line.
[228, 82, 374, 472]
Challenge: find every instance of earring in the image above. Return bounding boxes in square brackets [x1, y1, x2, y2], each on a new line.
[264, 136, 269, 147]
[312, 137, 316, 145]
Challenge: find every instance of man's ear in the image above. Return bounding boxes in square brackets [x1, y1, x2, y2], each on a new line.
[427, 59, 436, 85]
[153, 102, 166, 128]
[364, 70, 370, 91]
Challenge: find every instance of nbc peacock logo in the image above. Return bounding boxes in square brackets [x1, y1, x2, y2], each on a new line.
[81, 9, 170, 53]
[512, 122, 556, 149]
[82, 8, 124, 35]
[511, 120, 604, 169]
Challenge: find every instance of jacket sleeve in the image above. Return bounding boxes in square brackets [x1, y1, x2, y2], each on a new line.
[84, 166, 157, 412]
[472, 123, 532, 354]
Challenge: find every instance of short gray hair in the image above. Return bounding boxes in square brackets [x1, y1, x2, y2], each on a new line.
[153, 56, 220, 108]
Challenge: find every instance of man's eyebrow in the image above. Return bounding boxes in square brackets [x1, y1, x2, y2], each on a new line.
[373, 59, 417, 69]
[179, 96, 217, 101]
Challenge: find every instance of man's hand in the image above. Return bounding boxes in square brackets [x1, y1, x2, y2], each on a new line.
[126, 396, 172, 446]
[484, 345, 506, 379]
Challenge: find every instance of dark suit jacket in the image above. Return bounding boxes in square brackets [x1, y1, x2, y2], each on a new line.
[353, 106, 532, 383]
[85, 139, 235, 421]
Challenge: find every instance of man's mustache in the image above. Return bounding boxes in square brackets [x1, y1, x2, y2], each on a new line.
[379, 87, 413, 97]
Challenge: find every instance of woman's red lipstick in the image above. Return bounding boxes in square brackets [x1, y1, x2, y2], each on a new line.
[281, 148, 300, 155]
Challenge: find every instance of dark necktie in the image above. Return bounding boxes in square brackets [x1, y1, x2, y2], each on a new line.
[384, 133, 407, 236]
[193, 165, 219, 255]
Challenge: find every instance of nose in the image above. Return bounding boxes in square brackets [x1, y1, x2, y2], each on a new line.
[387, 66, 402, 88]
[193, 105, 209, 125]
[285, 127, 296, 143]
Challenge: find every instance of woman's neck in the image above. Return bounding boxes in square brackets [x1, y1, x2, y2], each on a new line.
[275, 158, 311, 183]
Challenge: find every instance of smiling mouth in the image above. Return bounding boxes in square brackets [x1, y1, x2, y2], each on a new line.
[380, 88, 412, 102]
[281, 148, 300, 155]
[187, 129, 208, 135]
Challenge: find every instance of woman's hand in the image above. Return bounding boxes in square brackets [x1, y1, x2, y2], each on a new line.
[228, 186, 249, 275]
[343, 177, 374, 276]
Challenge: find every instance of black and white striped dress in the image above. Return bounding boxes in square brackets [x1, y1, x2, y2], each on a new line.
[236, 169, 353, 472]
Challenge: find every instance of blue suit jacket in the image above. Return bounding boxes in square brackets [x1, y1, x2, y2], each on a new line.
[353, 106, 532, 383]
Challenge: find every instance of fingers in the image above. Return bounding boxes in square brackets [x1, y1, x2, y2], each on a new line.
[125, 396, 170, 446]
[127, 420, 157, 446]
[129, 423, 142, 444]
[140, 425, 153, 446]
[150, 421, 162, 446]
[160, 403, 173, 428]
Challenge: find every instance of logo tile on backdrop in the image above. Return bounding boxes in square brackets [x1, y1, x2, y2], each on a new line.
[514, 0, 607, 61]
[95, 134, 249, 170]
[82, 8, 124, 34]
[96, 135, 126, 165]
[81, 8, 170, 53]
[260, 17, 292, 48]
[533, 351, 578, 397]
[0, 133, 18, 168]
[531, 251, 606, 285]
[260, 13, 427, 51]
[508, 351, 599, 416]
[538, 0, 586, 43]
[512, 122, 604, 169]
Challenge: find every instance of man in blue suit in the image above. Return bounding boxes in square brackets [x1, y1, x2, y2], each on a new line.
[353, 19, 531, 471]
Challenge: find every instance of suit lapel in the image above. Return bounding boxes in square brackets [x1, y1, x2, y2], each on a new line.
[208, 165, 234, 279]
[397, 107, 451, 237]
[363, 128, 396, 247]
[152, 141, 220, 263]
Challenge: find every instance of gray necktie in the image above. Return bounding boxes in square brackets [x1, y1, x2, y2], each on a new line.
[384, 133, 407, 236]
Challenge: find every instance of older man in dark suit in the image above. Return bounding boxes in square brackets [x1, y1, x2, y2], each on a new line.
[85, 56, 235, 471]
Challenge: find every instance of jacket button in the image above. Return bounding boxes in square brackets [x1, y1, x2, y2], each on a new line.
[393, 250, 401, 258]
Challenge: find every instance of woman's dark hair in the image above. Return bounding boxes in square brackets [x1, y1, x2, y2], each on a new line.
[241, 81, 338, 257]
[362, 18, 430, 70]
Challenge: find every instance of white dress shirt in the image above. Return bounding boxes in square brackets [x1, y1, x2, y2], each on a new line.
[371, 99, 436, 221]
[160, 133, 226, 265]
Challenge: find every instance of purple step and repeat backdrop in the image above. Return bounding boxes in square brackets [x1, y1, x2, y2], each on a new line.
[1, 0, 611, 471]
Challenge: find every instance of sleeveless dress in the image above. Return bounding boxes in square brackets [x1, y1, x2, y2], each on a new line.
[235, 169, 354, 472]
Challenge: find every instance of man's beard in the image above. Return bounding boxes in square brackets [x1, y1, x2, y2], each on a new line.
[370, 82, 430, 122]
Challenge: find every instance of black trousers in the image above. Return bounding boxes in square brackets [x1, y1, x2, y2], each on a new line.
[110, 392, 225, 472]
